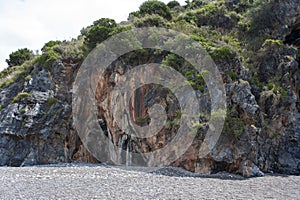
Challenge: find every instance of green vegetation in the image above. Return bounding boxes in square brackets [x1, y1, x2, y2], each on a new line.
[21, 121, 26, 128]
[233, 118, 245, 136]
[267, 82, 288, 99]
[6, 48, 34, 68]
[20, 107, 26, 113]
[273, 131, 280, 138]
[166, 118, 180, 129]
[223, 111, 245, 137]
[1, 0, 272, 81]
[11, 92, 32, 104]
[193, 2, 227, 28]
[167, 0, 180, 9]
[138, 0, 172, 20]
[25, 75, 32, 81]
[162, 54, 184, 70]
[48, 110, 56, 117]
[36, 48, 61, 70]
[226, 70, 238, 81]
[41, 40, 62, 52]
[262, 39, 284, 48]
[0, 0, 295, 145]
[211, 109, 226, 121]
[250, 75, 263, 89]
[45, 97, 58, 110]
[0, 60, 34, 88]
[184, 0, 206, 10]
[134, 15, 170, 28]
[135, 115, 150, 125]
[211, 46, 236, 61]
[81, 18, 119, 51]
[264, 125, 281, 138]
[192, 122, 204, 129]
[55, 39, 85, 61]
[246, 0, 278, 34]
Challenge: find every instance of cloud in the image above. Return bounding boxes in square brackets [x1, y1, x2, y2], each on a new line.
[0, 0, 186, 70]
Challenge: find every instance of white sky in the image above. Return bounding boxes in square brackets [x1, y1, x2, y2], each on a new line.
[0, 0, 186, 71]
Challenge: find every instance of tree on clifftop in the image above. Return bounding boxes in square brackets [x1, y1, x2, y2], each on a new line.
[6, 48, 34, 67]
[139, 0, 172, 20]
[82, 18, 118, 51]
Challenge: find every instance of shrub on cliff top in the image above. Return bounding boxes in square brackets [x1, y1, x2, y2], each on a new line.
[36, 48, 61, 70]
[41, 40, 62, 53]
[134, 15, 170, 28]
[82, 18, 119, 51]
[139, 0, 172, 20]
[6, 48, 34, 68]
[0, 60, 34, 89]
[167, 0, 180, 9]
[184, 0, 206, 10]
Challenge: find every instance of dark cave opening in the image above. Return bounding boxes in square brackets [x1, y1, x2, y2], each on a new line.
[285, 27, 300, 47]
[284, 19, 300, 64]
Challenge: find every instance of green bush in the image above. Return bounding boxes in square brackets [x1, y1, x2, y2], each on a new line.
[166, 118, 180, 129]
[211, 109, 226, 121]
[53, 39, 85, 61]
[232, 0, 253, 13]
[162, 53, 185, 71]
[184, 0, 206, 9]
[45, 97, 58, 109]
[0, 61, 34, 89]
[134, 15, 170, 27]
[177, 11, 196, 24]
[221, 35, 242, 52]
[0, 66, 14, 80]
[192, 122, 204, 129]
[25, 75, 32, 81]
[262, 39, 284, 48]
[139, 0, 172, 20]
[93, 18, 117, 28]
[247, 0, 278, 35]
[250, 75, 263, 89]
[222, 111, 245, 137]
[194, 2, 227, 27]
[20, 107, 26, 113]
[6, 48, 34, 68]
[36, 48, 61, 70]
[163, 53, 206, 92]
[84, 26, 111, 50]
[267, 82, 288, 99]
[41, 40, 62, 53]
[82, 18, 118, 51]
[11, 92, 32, 104]
[0, 78, 15, 88]
[167, 0, 180, 9]
[190, 33, 216, 51]
[226, 70, 238, 81]
[211, 46, 236, 61]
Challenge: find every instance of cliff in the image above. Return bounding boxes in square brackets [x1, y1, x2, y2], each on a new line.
[0, 0, 299, 177]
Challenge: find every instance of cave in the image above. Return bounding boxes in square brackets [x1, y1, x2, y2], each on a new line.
[285, 17, 300, 46]
[285, 18, 300, 63]
[285, 27, 300, 47]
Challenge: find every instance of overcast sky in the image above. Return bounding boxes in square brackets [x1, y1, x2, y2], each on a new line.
[0, 0, 186, 71]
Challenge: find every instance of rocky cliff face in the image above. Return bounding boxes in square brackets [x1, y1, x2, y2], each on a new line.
[0, 59, 97, 166]
[0, 0, 299, 177]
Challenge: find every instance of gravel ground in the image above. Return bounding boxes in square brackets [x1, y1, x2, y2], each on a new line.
[0, 164, 299, 199]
